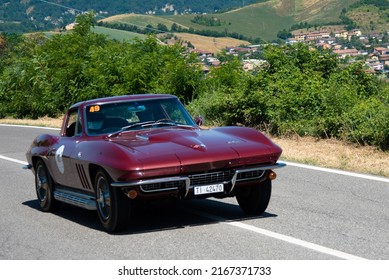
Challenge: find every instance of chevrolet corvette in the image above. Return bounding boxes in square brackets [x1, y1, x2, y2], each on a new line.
[25, 94, 285, 232]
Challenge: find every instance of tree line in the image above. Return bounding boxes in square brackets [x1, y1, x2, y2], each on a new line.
[0, 14, 388, 150]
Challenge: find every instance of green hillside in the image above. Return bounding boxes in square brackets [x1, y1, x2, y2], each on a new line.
[169, 0, 360, 40]
[101, 14, 188, 30]
[291, 0, 359, 22]
[101, 0, 359, 41]
[92, 26, 146, 41]
[347, 4, 389, 33]
[165, 3, 295, 41]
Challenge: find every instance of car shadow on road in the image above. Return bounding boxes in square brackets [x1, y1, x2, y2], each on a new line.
[22, 198, 277, 234]
[23, 199, 103, 231]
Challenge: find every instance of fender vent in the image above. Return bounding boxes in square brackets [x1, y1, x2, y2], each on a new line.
[76, 164, 92, 190]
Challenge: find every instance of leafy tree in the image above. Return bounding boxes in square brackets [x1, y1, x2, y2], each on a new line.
[277, 29, 293, 40]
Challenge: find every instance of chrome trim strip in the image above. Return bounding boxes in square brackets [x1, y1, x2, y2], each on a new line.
[230, 163, 286, 193]
[111, 162, 286, 196]
[111, 176, 190, 188]
[140, 186, 179, 193]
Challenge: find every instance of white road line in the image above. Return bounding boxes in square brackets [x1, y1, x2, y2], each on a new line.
[280, 161, 389, 184]
[0, 155, 28, 165]
[188, 209, 367, 260]
[228, 222, 366, 260]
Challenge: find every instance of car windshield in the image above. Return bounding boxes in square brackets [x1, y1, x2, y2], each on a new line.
[85, 97, 196, 136]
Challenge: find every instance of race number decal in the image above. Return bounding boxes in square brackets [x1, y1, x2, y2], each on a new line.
[55, 145, 65, 174]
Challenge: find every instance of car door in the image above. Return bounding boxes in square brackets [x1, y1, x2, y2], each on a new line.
[47, 109, 80, 188]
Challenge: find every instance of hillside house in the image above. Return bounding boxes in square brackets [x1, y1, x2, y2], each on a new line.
[334, 30, 349, 39]
[190, 49, 213, 58]
[315, 42, 332, 50]
[374, 47, 389, 55]
[306, 31, 330, 41]
[248, 45, 261, 51]
[294, 34, 306, 42]
[347, 29, 362, 40]
[378, 54, 389, 66]
[291, 31, 331, 42]
[226, 47, 251, 56]
[365, 56, 383, 71]
[333, 48, 359, 59]
[242, 59, 266, 71]
[204, 57, 220, 66]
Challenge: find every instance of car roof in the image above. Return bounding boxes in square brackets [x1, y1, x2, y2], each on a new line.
[69, 94, 177, 110]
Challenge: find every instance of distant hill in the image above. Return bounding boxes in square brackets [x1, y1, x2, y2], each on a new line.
[3, 0, 387, 41]
[101, 0, 359, 41]
[0, 0, 264, 33]
[346, 1, 389, 33]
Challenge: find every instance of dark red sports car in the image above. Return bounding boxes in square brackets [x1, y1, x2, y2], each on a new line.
[25, 94, 285, 232]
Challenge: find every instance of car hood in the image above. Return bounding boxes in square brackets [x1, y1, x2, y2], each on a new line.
[108, 127, 282, 175]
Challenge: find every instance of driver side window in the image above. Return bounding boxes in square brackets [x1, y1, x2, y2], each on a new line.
[65, 109, 82, 137]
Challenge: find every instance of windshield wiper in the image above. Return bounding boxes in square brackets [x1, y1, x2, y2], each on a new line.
[108, 120, 190, 138]
[107, 121, 155, 138]
[152, 120, 195, 129]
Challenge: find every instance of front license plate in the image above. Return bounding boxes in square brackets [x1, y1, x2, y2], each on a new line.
[194, 184, 224, 195]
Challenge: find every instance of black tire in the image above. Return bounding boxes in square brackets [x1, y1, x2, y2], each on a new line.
[236, 178, 272, 215]
[95, 169, 131, 232]
[35, 159, 60, 212]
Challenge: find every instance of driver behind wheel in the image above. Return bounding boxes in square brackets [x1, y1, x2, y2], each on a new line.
[87, 112, 105, 131]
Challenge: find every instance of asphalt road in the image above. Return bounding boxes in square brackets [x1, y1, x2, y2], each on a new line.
[0, 124, 388, 260]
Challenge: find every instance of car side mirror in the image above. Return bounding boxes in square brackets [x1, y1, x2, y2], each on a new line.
[194, 115, 204, 126]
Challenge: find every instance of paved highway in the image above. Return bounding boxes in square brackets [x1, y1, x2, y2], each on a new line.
[0, 124, 388, 260]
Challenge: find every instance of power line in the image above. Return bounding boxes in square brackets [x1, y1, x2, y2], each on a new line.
[37, 0, 85, 14]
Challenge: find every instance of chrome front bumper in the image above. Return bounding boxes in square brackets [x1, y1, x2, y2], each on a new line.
[111, 162, 286, 197]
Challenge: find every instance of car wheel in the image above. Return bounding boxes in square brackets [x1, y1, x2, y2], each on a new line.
[35, 159, 60, 212]
[236, 178, 272, 215]
[95, 169, 131, 232]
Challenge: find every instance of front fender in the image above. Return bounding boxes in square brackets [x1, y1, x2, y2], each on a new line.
[72, 140, 144, 182]
[25, 134, 60, 170]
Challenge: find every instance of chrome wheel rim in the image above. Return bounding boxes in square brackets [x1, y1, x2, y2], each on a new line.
[36, 164, 48, 204]
[96, 176, 111, 221]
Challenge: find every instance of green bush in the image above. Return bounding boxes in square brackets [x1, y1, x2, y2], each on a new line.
[345, 97, 389, 149]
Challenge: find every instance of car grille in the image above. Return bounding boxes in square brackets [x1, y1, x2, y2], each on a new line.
[140, 180, 186, 192]
[236, 170, 265, 181]
[189, 170, 234, 187]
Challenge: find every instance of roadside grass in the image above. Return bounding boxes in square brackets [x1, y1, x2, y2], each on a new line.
[274, 136, 389, 178]
[1, 117, 388, 178]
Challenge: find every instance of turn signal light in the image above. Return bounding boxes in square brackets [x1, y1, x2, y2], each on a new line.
[268, 171, 277, 180]
[127, 190, 138, 199]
